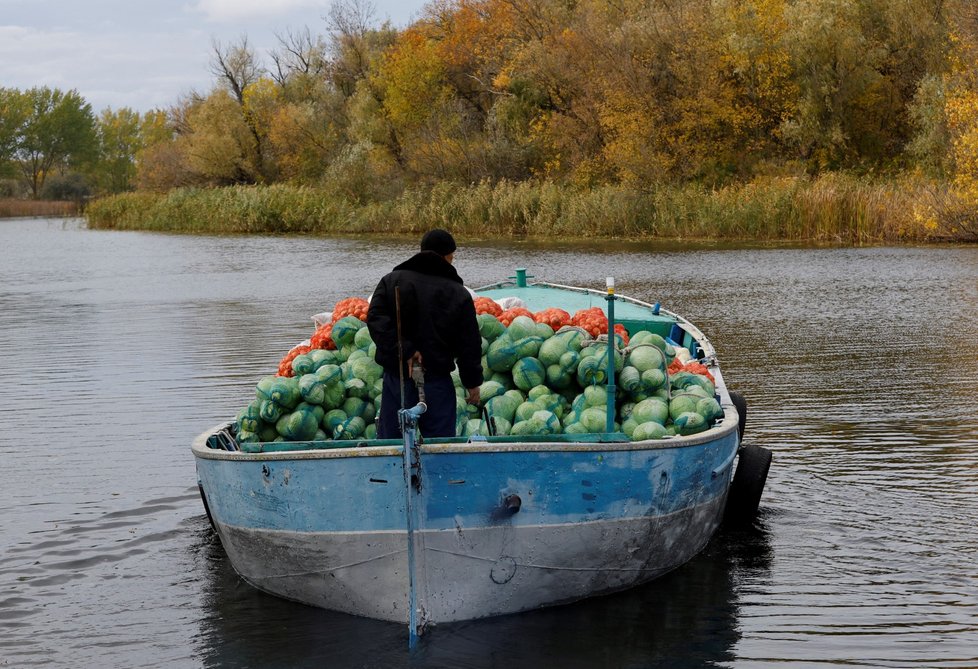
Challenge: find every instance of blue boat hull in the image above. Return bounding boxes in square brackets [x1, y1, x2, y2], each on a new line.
[193, 425, 739, 623]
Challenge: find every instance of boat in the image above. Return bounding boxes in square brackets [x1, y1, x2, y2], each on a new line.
[192, 270, 771, 641]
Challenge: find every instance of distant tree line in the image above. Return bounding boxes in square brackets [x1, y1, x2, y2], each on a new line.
[5, 0, 978, 222]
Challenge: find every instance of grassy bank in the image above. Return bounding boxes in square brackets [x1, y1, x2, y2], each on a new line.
[1, 199, 80, 218]
[85, 175, 964, 243]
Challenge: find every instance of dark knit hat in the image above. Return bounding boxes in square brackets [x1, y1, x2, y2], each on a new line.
[420, 228, 457, 256]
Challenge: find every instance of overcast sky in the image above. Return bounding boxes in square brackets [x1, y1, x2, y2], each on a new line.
[0, 0, 428, 113]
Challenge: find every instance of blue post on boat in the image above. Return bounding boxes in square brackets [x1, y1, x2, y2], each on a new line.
[605, 277, 617, 433]
[399, 401, 427, 649]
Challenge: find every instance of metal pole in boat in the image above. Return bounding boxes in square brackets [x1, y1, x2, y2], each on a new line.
[400, 400, 426, 649]
[605, 276, 617, 433]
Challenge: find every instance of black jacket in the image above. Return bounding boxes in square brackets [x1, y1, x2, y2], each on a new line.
[367, 251, 483, 390]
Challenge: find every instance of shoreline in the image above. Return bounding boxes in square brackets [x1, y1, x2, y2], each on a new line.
[78, 176, 978, 244]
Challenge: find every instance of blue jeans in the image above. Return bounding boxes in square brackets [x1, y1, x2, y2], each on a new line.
[377, 371, 458, 439]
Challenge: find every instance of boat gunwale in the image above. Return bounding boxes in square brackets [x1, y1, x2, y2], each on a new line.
[191, 407, 739, 462]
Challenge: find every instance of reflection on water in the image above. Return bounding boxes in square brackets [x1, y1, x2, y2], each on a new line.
[192, 519, 773, 669]
[0, 219, 976, 667]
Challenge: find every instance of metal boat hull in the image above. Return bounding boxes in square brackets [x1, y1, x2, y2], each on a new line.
[194, 425, 738, 624]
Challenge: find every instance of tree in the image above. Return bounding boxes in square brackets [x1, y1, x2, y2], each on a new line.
[14, 87, 97, 198]
[95, 107, 143, 193]
[0, 88, 29, 176]
[211, 37, 269, 180]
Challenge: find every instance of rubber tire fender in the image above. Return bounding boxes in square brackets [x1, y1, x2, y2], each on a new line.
[198, 482, 218, 533]
[724, 444, 772, 525]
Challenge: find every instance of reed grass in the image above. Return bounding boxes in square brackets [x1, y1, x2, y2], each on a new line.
[0, 199, 80, 218]
[85, 174, 945, 242]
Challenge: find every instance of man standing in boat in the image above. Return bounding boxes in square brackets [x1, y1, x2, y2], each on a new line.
[367, 229, 483, 438]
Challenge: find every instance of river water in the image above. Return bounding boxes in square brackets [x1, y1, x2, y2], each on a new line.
[1, 218, 976, 668]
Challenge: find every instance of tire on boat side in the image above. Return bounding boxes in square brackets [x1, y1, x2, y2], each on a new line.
[724, 444, 772, 525]
[730, 391, 747, 442]
[198, 482, 218, 533]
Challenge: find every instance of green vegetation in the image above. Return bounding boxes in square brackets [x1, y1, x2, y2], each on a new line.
[85, 173, 935, 242]
[10, 0, 978, 241]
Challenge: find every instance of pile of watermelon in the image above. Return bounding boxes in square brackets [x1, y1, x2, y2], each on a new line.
[233, 296, 724, 445]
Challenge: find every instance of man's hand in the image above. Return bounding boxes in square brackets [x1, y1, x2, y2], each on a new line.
[407, 351, 423, 377]
[465, 386, 480, 406]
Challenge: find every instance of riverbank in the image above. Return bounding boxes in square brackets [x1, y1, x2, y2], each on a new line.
[84, 174, 971, 243]
[0, 199, 80, 218]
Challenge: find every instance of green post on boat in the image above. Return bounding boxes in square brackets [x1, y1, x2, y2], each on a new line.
[605, 277, 617, 433]
[512, 268, 533, 288]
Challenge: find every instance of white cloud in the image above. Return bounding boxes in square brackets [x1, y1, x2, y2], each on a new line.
[192, 0, 330, 22]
